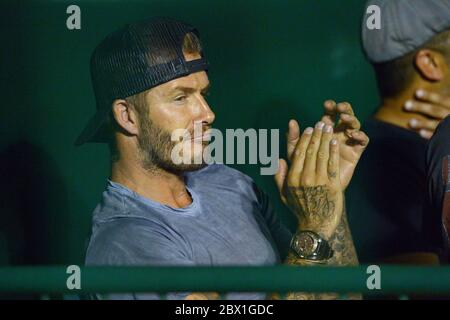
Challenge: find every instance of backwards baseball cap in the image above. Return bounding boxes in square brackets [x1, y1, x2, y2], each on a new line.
[75, 17, 209, 146]
[362, 0, 450, 64]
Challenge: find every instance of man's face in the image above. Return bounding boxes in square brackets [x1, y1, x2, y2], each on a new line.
[136, 53, 215, 174]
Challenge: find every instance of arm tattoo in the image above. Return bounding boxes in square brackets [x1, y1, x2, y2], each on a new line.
[272, 205, 361, 300]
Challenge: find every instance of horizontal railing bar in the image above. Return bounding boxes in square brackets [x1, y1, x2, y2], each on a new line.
[0, 265, 449, 295]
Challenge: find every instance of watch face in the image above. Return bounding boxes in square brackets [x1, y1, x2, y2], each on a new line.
[296, 233, 316, 255]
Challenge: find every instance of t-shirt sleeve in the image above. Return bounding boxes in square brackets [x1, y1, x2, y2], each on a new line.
[426, 115, 450, 253]
[253, 184, 293, 261]
[85, 219, 195, 300]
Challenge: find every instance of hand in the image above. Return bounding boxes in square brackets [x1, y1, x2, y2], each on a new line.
[404, 89, 450, 139]
[185, 292, 220, 300]
[283, 101, 369, 190]
[320, 101, 369, 190]
[275, 121, 343, 238]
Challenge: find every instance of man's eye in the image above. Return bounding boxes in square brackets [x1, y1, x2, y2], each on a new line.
[174, 95, 187, 102]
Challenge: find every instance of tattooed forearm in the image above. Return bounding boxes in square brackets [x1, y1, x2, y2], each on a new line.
[285, 212, 358, 267]
[275, 207, 361, 300]
[327, 212, 358, 266]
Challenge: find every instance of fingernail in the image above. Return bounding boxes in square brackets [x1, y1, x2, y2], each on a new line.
[315, 121, 325, 130]
[419, 129, 428, 137]
[305, 127, 313, 134]
[404, 100, 413, 110]
[416, 89, 425, 98]
[409, 119, 418, 127]
[331, 139, 337, 145]
[324, 125, 333, 133]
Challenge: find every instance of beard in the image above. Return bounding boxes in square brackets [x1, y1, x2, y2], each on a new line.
[136, 117, 208, 175]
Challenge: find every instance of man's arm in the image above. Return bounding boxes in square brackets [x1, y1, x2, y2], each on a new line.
[272, 101, 368, 300]
[281, 208, 360, 300]
[285, 207, 358, 268]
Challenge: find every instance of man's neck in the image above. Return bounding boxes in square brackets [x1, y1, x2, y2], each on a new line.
[374, 90, 430, 131]
[110, 158, 193, 209]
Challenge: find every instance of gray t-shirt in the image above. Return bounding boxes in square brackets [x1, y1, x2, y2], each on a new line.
[85, 164, 292, 299]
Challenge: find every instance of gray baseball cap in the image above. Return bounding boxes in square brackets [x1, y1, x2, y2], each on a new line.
[362, 0, 450, 63]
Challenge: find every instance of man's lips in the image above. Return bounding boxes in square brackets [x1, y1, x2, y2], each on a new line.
[186, 127, 212, 142]
[191, 133, 211, 142]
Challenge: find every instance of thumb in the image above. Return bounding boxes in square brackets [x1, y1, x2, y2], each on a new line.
[274, 159, 288, 203]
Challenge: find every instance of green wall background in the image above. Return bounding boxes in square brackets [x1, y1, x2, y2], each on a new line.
[0, 0, 379, 265]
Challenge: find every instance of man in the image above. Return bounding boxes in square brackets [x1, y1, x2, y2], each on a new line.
[77, 17, 368, 299]
[347, 0, 450, 263]
[427, 114, 450, 263]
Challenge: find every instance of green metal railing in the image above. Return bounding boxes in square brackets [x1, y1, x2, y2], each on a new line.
[0, 265, 450, 296]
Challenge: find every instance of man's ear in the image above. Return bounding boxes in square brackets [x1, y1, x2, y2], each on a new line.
[111, 99, 139, 136]
[415, 49, 446, 81]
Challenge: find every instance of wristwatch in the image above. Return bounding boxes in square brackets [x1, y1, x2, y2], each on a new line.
[290, 230, 333, 262]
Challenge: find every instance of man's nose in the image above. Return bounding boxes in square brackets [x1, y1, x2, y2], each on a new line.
[197, 96, 215, 125]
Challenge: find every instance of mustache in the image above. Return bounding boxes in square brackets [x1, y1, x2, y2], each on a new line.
[185, 125, 213, 140]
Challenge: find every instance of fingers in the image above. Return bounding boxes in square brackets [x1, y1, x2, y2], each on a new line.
[316, 124, 333, 184]
[340, 113, 361, 131]
[328, 139, 339, 186]
[287, 121, 340, 188]
[286, 119, 300, 161]
[322, 100, 359, 132]
[274, 159, 288, 203]
[288, 127, 313, 186]
[301, 122, 324, 186]
[321, 100, 337, 126]
[419, 129, 434, 139]
[408, 118, 439, 131]
[415, 89, 450, 108]
[349, 130, 370, 148]
[403, 90, 450, 138]
[404, 100, 450, 120]
[336, 102, 355, 116]
[336, 102, 360, 133]
[417, 129, 433, 139]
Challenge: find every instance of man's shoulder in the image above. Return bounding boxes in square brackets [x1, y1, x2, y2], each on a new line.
[85, 217, 177, 265]
[88, 218, 168, 247]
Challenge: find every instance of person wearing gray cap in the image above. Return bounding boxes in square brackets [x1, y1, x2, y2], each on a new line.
[78, 17, 369, 299]
[347, 0, 450, 264]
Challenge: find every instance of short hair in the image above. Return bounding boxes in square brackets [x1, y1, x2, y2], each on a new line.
[108, 32, 203, 161]
[373, 29, 450, 99]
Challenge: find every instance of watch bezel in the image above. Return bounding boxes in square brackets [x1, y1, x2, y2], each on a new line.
[290, 230, 333, 261]
[292, 231, 319, 256]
